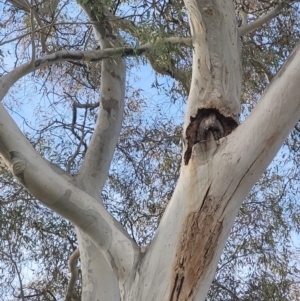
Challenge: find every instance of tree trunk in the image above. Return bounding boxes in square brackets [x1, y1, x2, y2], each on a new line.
[122, 40, 300, 299]
[0, 0, 300, 300]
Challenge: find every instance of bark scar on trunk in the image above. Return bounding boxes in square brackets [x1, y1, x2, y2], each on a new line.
[184, 109, 238, 165]
[169, 188, 223, 301]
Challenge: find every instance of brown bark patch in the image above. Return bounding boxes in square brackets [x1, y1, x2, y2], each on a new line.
[184, 109, 237, 165]
[169, 190, 223, 301]
[101, 97, 119, 114]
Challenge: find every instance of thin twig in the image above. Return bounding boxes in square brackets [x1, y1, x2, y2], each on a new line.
[0, 249, 25, 301]
[67, 108, 88, 173]
[0, 21, 94, 47]
[83, 27, 92, 51]
[32, 8, 50, 53]
[30, 7, 36, 64]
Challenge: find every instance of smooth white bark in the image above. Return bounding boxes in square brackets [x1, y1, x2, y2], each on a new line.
[181, 0, 241, 166]
[0, 102, 139, 282]
[75, 54, 125, 297]
[77, 232, 121, 300]
[1, 1, 300, 300]
[73, 5, 131, 298]
[77, 58, 126, 198]
[74, 41, 127, 301]
[65, 248, 80, 301]
[183, 0, 241, 124]
[125, 40, 300, 301]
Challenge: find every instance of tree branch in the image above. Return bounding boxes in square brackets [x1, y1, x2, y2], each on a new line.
[238, 2, 286, 36]
[0, 22, 94, 47]
[70, 7, 132, 300]
[0, 103, 140, 281]
[7, 0, 59, 14]
[6, 0, 30, 12]
[251, 58, 274, 82]
[146, 52, 191, 94]
[65, 248, 80, 301]
[212, 281, 240, 300]
[138, 40, 300, 301]
[30, 7, 36, 64]
[0, 37, 191, 102]
[75, 0, 127, 197]
[0, 249, 25, 301]
[225, 41, 300, 195]
[105, 11, 192, 92]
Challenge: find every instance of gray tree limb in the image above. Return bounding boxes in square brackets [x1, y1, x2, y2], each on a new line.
[238, 2, 287, 36]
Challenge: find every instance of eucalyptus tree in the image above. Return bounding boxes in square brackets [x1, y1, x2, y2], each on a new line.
[0, 0, 299, 300]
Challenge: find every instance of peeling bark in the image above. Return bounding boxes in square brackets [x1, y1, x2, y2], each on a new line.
[169, 184, 225, 301]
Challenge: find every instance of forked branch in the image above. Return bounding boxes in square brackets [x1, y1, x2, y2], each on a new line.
[0, 103, 140, 281]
